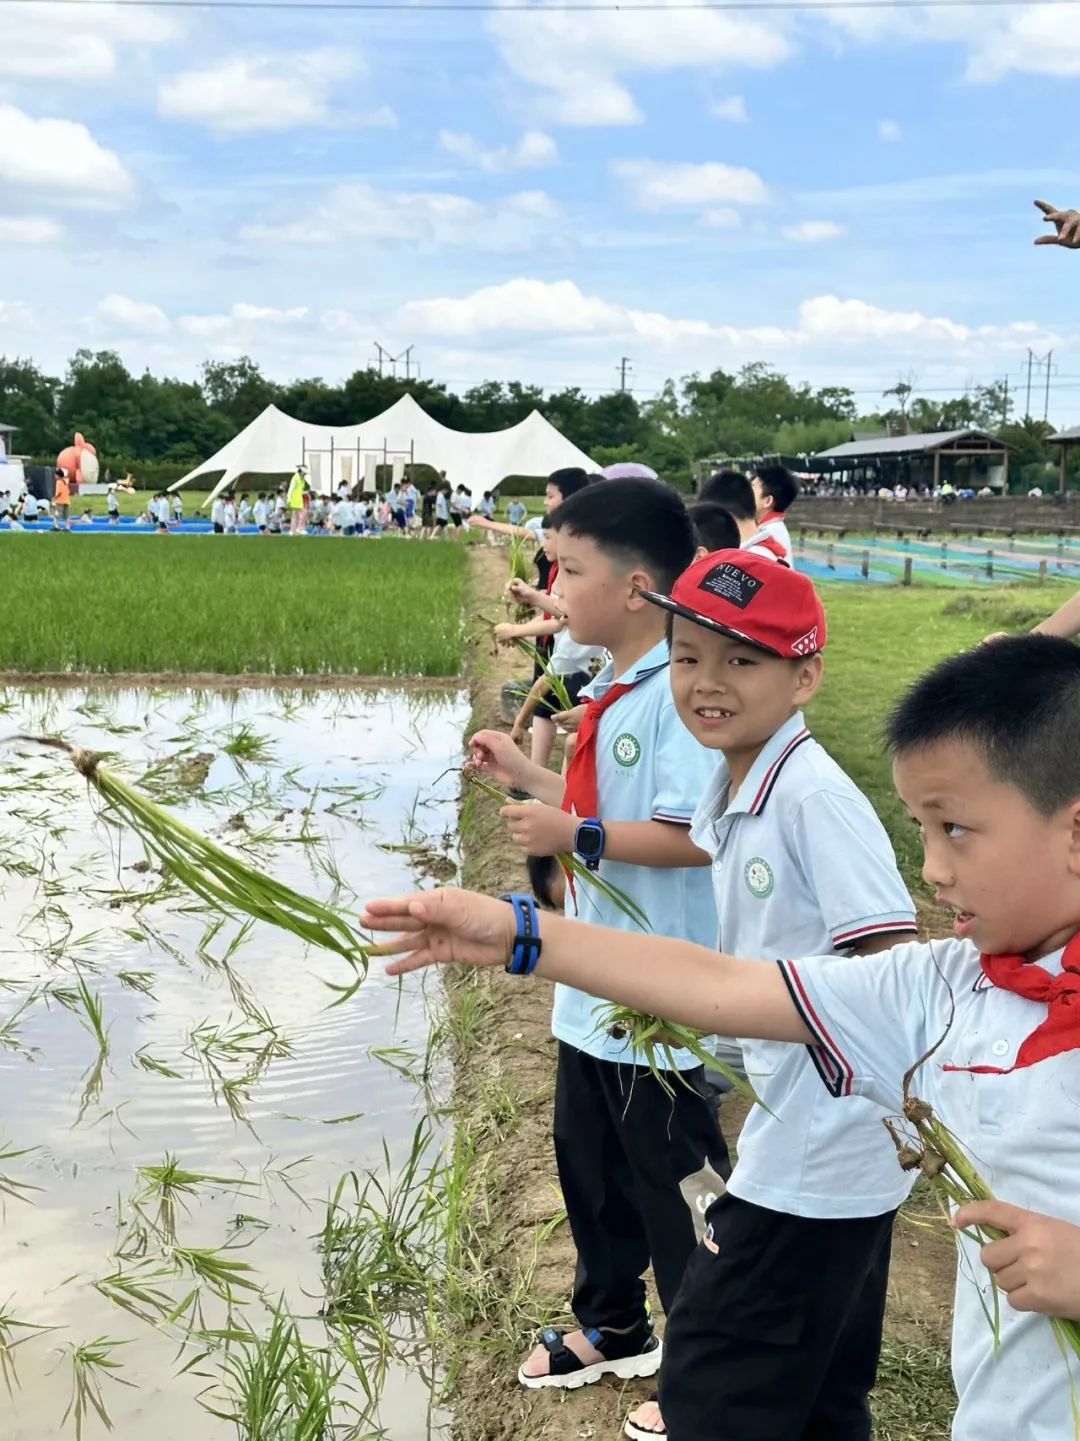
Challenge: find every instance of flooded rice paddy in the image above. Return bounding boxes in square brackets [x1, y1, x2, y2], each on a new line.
[0, 684, 468, 1440]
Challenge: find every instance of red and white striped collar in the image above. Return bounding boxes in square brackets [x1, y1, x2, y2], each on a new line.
[727, 712, 811, 817]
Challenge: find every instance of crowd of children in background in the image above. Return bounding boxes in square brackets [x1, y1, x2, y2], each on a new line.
[1, 468, 517, 538]
[360, 447, 1080, 1441]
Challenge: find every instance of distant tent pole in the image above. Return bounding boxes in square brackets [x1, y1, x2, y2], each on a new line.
[329, 436, 335, 493]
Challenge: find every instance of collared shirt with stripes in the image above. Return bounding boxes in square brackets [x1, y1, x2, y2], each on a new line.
[689, 710, 918, 1218]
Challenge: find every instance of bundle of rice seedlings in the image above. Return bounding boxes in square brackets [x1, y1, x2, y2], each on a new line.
[9, 736, 370, 1004]
[510, 638, 574, 713]
[508, 536, 534, 619]
[887, 1051, 1080, 1364]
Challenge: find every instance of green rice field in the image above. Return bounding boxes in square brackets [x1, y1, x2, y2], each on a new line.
[0, 537, 468, 676]
[810, 581, 1075, 886]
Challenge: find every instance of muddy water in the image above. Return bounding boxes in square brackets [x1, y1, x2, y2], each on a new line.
[0, 685, 466, 1440]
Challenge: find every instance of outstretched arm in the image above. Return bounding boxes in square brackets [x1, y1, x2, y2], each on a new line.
[364, 887, 813, 1043]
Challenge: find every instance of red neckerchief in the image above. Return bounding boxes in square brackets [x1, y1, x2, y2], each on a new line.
[755, 534, 788, 561]
[543, 561, 559, 620]
[945, 933, 1080, 1073]
[561, 681, 637, 819]
[763, 512, 786, 525]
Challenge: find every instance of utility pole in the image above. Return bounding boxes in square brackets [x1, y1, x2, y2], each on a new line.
[1045, 349, 1055, 422]
[399, 346, 416, 381]
[1024, 349, 1055, 420]
[618, 356, 633, 393]
[373, 342, 393, 378]
[1001, 375, 1009, 428]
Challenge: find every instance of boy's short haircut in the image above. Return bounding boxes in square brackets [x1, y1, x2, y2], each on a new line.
[886, 635, 1080, 816]
[755, 464, 799, 514]
[547, 467, 591, 500]
[548, 476, 694, 593]
[687, 502, 741, 553]
[698, 469, 756, 521]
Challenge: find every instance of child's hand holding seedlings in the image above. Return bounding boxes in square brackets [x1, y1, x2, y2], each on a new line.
[468, 729, 530, 790]
[500, 802, 576, 857]
[956, 1201, 1080, 1320]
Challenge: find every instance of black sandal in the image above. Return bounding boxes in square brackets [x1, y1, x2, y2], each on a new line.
[517, 1314, 661, 1391]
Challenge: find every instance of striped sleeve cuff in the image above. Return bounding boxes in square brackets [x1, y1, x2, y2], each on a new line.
[652, 809, 694, 825]
[831, 914, 918, 949]
[777, 960, 857, 1099]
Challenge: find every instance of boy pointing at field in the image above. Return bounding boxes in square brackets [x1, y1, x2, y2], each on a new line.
[366, 633, 1080, 1441]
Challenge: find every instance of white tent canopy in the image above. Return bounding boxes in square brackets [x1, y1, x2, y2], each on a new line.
[169, 394, 597, 505]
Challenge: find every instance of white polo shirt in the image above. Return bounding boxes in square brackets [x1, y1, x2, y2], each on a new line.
[552, 640, 720, 1069]
[690, 712, 918, 1217]
[746, 513, 794, 566]
[783, 936, 1080, 1440]
[551, 627, 605, 677]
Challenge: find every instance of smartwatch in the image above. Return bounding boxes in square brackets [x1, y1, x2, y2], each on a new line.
[574, 817, 606, 872]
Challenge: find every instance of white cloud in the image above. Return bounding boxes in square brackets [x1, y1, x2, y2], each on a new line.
[97, 293, 170, 334]
[438, 129, 558, 173]
[241, 182, 559, 251]
[396, 278, 1061, 365]
[710, 95, 748, 123]
[796, 296, 1051, 354]
[159, 51, 367, 133]
[178, 303, 308, 338]
[0, 105, 134, 206]
[703, 208, 742, 229]
[966, 8, 1080, 81]
[0, 2, 178, 83]
[487, 2, 789, 126]
[0, 215, 62, 244]
[877, 118, 902, 142]
[613, 159, 768, 210]
[783, 220, 846, 243]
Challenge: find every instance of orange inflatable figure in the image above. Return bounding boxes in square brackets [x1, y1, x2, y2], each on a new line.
[55, 433, 99, 494]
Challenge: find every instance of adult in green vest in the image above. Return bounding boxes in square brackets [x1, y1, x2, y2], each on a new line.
[288, 466, 307, 534]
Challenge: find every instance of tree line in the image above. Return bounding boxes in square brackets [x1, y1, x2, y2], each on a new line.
[0, 350, 1069, 490]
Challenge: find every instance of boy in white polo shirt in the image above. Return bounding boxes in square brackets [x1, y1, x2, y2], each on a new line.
[367, 632, 1080, 1441]
[747, 464, 797, 565]
[468, 478, 729, 1392]
[698, 470, 789, 564]
[625, 550, 917, 1441]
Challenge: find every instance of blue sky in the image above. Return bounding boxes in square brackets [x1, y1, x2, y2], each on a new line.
[3, 0, 1080, 420]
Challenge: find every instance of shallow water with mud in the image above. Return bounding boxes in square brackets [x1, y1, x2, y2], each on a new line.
[0, 684, 465, 1440]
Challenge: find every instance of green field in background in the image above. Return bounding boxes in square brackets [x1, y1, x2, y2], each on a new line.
[0, 536, 468, 676]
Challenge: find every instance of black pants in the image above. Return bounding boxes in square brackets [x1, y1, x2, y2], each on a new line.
[659, 1193, 895, 1441]
[553, 1041, 731, 1332]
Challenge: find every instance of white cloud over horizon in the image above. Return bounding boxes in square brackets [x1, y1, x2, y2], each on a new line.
[783, 220, 846, 243]
[487, 2, 789, 125]
[438, 128, 558, 173]
[0, 105, 135, 207]
[158, 50, 382, 133]
[613, 159, 769, 210]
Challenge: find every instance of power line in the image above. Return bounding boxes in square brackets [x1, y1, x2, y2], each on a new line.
[1, 0, 1076, 11]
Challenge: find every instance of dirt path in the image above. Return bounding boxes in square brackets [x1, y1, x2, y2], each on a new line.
[449, 547, 956, 1441]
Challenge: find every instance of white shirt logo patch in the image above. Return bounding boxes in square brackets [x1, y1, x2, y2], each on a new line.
[744, 857, 774, 898]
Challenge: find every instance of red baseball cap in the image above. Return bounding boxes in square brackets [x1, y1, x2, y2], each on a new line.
[640, 548, 827, 657]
